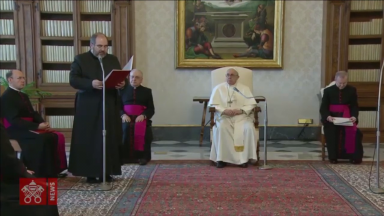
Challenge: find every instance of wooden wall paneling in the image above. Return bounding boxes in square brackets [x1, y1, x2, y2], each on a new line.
[73, 1, 80, 55]
[322, 0, 350, 85]
[15, 1, 35, 84]
[113, 1, 133, 65]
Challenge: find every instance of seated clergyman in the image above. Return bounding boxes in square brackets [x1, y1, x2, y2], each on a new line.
[120, 69, 155, 165]
[208, 68, 258, 168]
[320, 71, 364, 164]
[0, 70, 67, 177]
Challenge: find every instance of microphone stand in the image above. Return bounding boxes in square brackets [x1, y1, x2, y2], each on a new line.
[371, 60, 384, 194]
[234, 88, 272, 170]
[98, 56, 112, 190]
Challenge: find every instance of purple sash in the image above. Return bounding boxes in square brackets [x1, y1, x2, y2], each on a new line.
[329, 105, 357, 154]
[123, 105, 146, 151]
[2, 117, 68, 171]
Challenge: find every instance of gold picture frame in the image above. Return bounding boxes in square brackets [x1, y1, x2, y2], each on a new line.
[176, 0, 284, 69]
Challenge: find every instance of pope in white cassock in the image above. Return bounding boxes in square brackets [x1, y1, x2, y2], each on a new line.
[208, 68, 259, 168]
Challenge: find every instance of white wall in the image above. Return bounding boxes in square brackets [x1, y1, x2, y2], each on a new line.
[134, 0, 323, 126]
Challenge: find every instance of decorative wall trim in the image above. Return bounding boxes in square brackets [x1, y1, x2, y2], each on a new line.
[152, 126, 321, 141]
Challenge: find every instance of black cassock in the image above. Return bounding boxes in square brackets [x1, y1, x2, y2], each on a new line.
[320, 85, 364, 162]
[68, 51, 123, 178]
[120, 85, 155, 164]
[0, 88, 61, 178]
[0, 123, 59, 216]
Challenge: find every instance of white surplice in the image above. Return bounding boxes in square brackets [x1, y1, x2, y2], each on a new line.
[208, 82, 258, 165]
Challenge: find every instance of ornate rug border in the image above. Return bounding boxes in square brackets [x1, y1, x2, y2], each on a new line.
[110, 164, 158, 215]
[311, 163, 384, 215]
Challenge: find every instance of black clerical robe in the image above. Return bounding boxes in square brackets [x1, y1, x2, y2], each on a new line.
[0, 89, 63, 178]
[320, 85, 364, 161]
[68, 51, 123, 178]
[120, 85, 155, 164]
[0, 123, 59, 216]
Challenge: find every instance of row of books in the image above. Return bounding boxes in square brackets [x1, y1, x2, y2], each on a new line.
[348, 44, 382, 61]
[39, 0, 73, 13]
[0, 0, 12, 11]
[357, 111, 377, 128]
[42, 46, 74, 63]
[348, 69, 380, 82]
[351, 0, 383, 11]
[0, 45, 16, 61]
[40, 45, 113, 63]
[0, 19, 14, 35]
[41, 20, 73, 37]
[0, 69, 8, 78]
[81, 46, 112, 54]
[349, 19, 382, 36]
[39, 21, 112, 38]
[46, 116, 74, 129]
[79, 0, 112, 13]
[43, 70, 70, 83]
[81, 21, 112, 38]
[39, 0, 112, 13]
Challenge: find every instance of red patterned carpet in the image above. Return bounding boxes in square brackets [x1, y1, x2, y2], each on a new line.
[58, 161, 384, 216]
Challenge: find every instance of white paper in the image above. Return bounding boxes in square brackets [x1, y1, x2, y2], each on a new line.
[105, 56, 134, 80]
[123, 56, 134, 70]
[333, 117, 353, 126]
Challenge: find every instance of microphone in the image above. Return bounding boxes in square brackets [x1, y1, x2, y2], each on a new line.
[233, 87, 271, 170]
[371, 61, 384, 194]
[98, 54, 111, 190]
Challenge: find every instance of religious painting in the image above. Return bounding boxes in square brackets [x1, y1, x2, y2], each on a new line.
[176, 0, 284, 68]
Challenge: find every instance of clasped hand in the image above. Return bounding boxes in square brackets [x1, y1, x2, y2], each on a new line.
[327, 116, 356, 123]
[38, 122, 54, 132]
[122, 114, 145, 123]
[92, 80, 125, 90]
[223, 109, 243, 116]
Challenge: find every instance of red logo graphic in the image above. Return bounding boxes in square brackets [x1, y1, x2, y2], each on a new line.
[19, 178, 58, 205]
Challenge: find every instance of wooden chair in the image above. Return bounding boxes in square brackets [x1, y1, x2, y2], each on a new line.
[320, 81, 336, 161]
[208, 67, 261, 164]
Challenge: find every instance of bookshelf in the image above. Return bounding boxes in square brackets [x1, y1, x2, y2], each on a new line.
[0, 0, 133, 139]
[0, 0, 18, 80]
[322, 0, 384, 142]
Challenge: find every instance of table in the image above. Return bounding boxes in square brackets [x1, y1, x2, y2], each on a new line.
[193, 96, 210, 146]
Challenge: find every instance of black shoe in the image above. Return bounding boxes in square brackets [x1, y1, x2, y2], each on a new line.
[138, 159, 148, 166]
[216, 161, 226, 168]
[329, 159, 338, 164]
[350, 159, 362, 164]
[86, 177, 100, 184]
[240, 163, 248, 168]
[57, 173, 67, 178]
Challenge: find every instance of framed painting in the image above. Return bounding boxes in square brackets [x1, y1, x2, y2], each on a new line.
[176, 0, 284, 68]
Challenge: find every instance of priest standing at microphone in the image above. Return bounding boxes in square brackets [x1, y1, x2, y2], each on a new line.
[208, 68, 259, 168]
[68, 32, 125, 183]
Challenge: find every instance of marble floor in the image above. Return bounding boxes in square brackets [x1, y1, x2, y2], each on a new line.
[149, 140, 384, 161]
[64, 140, 384, 161]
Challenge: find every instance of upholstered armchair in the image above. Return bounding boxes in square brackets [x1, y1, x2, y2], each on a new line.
[320, 81, 336, 161]
[208, 67, 261, 163]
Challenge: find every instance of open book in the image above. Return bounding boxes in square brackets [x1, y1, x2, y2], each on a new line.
[104, 56, 133, 88]
[333, 117, 353, 126]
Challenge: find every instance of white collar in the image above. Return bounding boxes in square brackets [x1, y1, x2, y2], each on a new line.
[9, 85, 21, 92]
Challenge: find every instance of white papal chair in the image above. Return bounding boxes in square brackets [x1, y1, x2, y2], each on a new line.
[320, 81, 336, 161]
[208, 67, 261, 163]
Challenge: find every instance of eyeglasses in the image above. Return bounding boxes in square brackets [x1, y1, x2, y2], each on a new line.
[226, 74, 238, 77]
